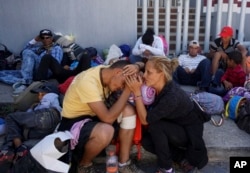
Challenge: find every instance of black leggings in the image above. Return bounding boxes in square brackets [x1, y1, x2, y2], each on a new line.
[35, 53, 91, 83]
[142, 120, 208, 170]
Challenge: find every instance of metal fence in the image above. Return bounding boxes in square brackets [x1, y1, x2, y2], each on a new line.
[137, 0, 249, 55]
[137, 0, 178, 7]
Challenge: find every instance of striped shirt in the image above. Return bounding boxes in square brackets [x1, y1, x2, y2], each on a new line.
[178, 54, 206, 71]
[210, 37, 240, 53]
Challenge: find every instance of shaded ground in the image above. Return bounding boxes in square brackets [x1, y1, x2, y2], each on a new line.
[93, 158, 229, 173]
[0, 103, 14, 118]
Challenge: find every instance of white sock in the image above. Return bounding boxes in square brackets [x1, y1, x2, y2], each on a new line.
[80, 162, 93, 168]
[119, 159, 131, 167]
[159, 167, 173, 173]
[165, 168, 172, 172]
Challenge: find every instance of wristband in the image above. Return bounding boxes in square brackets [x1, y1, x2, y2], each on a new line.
[134, 95, 142, 100]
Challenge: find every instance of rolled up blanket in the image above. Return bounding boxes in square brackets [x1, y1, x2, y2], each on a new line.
[141, 84, 156, 105]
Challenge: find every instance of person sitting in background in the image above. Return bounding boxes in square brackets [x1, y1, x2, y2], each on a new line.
[129, 28, 165, 63]
[173, 40, 212, 91]
[209, 50, 246, 96]
[0, 29, 63, 96]
[207, 26, 247, 79]
[34, 47, 102, 84]
[0, 82, 61, 168]
[125, 56, 209, 173]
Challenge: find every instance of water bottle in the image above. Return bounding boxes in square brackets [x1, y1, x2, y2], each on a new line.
[106, 150, 118, 173]
[70, 60, 79, 70]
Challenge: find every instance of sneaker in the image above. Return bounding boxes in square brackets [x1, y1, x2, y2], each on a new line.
[0, 149, 15, 163]
[14, 56, 22, 63]
[13, 144, 28, 163]
[12, 81, 23, 90]
[119, 161, 145, 173]
[156, 167, 175, 173]
[12, 84, 27, 96]
[180, 159, 196, 173]
[77, 164, 100, 173]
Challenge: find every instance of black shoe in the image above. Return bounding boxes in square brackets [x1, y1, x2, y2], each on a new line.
[210, 80, 218, 88]
[13, 144, 28, 163]
[195, 87, 208, 94]
[0, 149, 15, 163]
[180, 159, 196, 173]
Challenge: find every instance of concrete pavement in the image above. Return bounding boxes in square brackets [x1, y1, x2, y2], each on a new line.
[0, 83, 250, 172]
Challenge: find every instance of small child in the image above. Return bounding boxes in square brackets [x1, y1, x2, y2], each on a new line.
[221, 50, 246, 90]
[28, 82, 62, 112]
[209, 51, 246, 96]
[0, 82, 61, 167]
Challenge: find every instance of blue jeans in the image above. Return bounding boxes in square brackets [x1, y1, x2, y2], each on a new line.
[174, 58, 212, 88]
[211, 69, 224, 86]
[3, 108, 60, 149]
[208, 69, 227, 96]
[0, 49, 40, 85]
[129, 55, 143, 63]
[0, 70, 23, 85]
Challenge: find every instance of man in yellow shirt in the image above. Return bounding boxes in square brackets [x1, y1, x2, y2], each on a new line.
[58, 60, 145, 173]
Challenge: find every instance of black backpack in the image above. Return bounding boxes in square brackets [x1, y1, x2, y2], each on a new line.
[12, 151, 50, 173]
[236, 99, 250, 134]
[0, 43, 19, 70]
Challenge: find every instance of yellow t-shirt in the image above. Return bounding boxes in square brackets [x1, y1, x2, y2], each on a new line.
[62, 65, 109, 118]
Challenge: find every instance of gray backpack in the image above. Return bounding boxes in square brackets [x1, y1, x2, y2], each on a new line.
[13, 81, 43, 111]
[54, 35, 85, 61]
[13, 80, 59, 111]
[190, 92, 225, 126]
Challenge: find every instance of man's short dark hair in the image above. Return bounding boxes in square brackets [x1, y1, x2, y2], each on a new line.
[109, 60, 130, 69]
[227, 50, 243, 64]
[142, 28, 155, 46]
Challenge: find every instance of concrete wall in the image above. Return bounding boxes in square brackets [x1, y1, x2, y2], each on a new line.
[0, 0, 137, 55]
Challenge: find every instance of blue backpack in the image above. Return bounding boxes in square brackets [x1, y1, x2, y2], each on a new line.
[119, 44, 131, 57]
[225, 95, 246, 120]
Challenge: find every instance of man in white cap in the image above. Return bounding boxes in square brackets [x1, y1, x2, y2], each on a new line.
[174, 40, 212, 91]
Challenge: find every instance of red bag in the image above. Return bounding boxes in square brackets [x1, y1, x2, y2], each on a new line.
[58, 76, 75, 94]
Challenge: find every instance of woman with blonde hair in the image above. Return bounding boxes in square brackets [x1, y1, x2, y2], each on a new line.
[125, 56, 209, 173]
